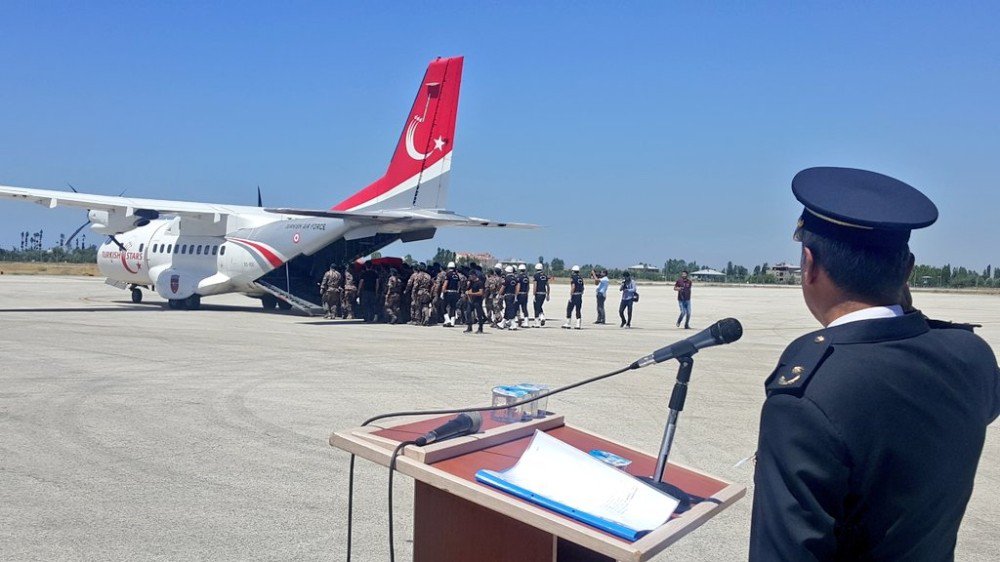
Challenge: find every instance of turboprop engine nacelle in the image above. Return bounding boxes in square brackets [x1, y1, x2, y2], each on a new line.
[89, 208, 160, 234]
[155, 269, 203, 300]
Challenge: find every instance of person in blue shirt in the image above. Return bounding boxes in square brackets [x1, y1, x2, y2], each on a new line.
[618, 271, 637, 328]
[591, 269, 609, 324]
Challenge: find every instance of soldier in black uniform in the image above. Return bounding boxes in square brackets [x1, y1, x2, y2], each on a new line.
[515, 264, 530, 327]
[530, 263, 549, 327]
[562, 265, 584, 330]
[750, 167, 1000, 561]
[441, 261, 462, 328]
[464, 265, 486, 334]
[500, 265, 519, 331]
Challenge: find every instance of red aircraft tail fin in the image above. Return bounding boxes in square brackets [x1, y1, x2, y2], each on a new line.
[333, 56, 463, 212]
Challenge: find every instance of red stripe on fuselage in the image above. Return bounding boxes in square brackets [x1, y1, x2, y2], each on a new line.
[229, 238, 284, 268]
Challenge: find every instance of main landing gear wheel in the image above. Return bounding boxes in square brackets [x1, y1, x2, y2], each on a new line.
[276, 299, 292, 311]
[261, 294, 278, 310]
[131, 288, 143, 303]
[184, 294, 201, 310]
[168, 299, 183, 310]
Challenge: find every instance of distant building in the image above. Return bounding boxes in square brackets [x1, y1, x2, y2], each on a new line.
[456, 251, 497, 266]
[768, 262, 802, 284]
[627, 263, 660, 273]
[690, 268, 726, 281]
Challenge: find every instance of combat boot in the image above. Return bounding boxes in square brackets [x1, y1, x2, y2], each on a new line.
[562, 319, 571, 329]
[539, 313, 546, 327]
[574, 318, 582, 330]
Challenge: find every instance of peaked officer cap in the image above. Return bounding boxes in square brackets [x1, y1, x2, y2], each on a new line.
[793, 167, 938, 247]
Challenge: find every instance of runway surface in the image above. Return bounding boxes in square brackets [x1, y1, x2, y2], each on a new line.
[1, 276, 997, 561]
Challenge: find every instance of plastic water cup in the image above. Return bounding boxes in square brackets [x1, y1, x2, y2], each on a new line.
[491, 386, 528, 423]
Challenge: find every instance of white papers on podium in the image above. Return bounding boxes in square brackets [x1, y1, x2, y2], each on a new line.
[475, 430, 679, 540]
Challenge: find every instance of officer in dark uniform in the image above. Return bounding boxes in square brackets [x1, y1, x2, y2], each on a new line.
[562, 265, 584, 330]
[516, 264, 530, 327]
[750, 167, 1000, 561]
[500, 265, 519, 331]
[464, 265, 486, 334]
[531, 263, 549, 327]
[441, 261, 462, 328]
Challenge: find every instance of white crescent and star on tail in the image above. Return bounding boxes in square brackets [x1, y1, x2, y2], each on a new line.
[405, 115, 446, 161]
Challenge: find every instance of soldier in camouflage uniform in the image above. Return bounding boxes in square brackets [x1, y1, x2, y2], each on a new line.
[342, 267, 357, 320]
[383, 268, 402, 324]
[430, 263, 446, 325]
[399, 264, 413, 324]
[483, 264, 501, 328]
[405, 264, 419, 324]
[414, 264, 434, 325]
[319, 263, 342, 319]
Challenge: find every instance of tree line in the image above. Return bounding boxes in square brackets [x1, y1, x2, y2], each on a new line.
[2, 230, 97, 263]
[7, 237, 997, 288]
[409, 248, 999, 288]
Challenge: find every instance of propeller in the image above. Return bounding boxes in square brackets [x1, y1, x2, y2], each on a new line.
[257, 185, 263, 207]
[63, 183, 130, 250]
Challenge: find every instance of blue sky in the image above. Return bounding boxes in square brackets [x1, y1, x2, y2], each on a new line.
[1, 2, 997, 270]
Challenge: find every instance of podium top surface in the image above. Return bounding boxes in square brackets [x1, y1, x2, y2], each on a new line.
[374, 418, 729, 504]
[333, 415, 745, 562]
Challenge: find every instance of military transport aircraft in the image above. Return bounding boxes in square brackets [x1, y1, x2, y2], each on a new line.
[0, 56, 530, 313]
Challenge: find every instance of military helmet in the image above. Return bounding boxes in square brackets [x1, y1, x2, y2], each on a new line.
[505, 265, 514, 273]
[571, 265, 580, 272]
[535, 263, 543, 271]
[447, 261, 456, 269]
[518, 264, 527, 271]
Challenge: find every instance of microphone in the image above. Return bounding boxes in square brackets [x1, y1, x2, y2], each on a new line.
[631, 318, 743, 369]
[414, 411, 483, 446]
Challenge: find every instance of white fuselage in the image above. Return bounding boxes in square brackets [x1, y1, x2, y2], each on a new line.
[97, 208, 352, 301]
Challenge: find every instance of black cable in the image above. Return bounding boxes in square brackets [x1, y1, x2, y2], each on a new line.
[345, 361, 638, 561]
[346, 454, 354, 562]
[388, 440, 417, 562]
[361, 362, 636, 427]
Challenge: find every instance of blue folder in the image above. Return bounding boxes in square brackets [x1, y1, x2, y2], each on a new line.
[475, 469, 650, 541]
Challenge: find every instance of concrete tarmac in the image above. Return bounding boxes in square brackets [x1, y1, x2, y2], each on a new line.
[1, 276, 997, 561]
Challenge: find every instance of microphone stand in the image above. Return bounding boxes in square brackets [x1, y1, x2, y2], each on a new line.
[641, 355, 700, 513]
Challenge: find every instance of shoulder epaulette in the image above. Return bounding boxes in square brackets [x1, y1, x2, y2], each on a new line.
[924, 316, 980, 333]
[765, 331, 834, 395]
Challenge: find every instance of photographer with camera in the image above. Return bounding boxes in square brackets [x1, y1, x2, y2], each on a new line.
[618, 271, 638, 328]
[591, 268, 608, 324]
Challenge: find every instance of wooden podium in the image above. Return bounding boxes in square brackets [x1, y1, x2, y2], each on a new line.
[331, 413, 745, 562]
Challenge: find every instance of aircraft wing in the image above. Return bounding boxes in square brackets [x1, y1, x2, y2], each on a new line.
[265, 207, 538, 229]
[0, 184, 250, 218]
